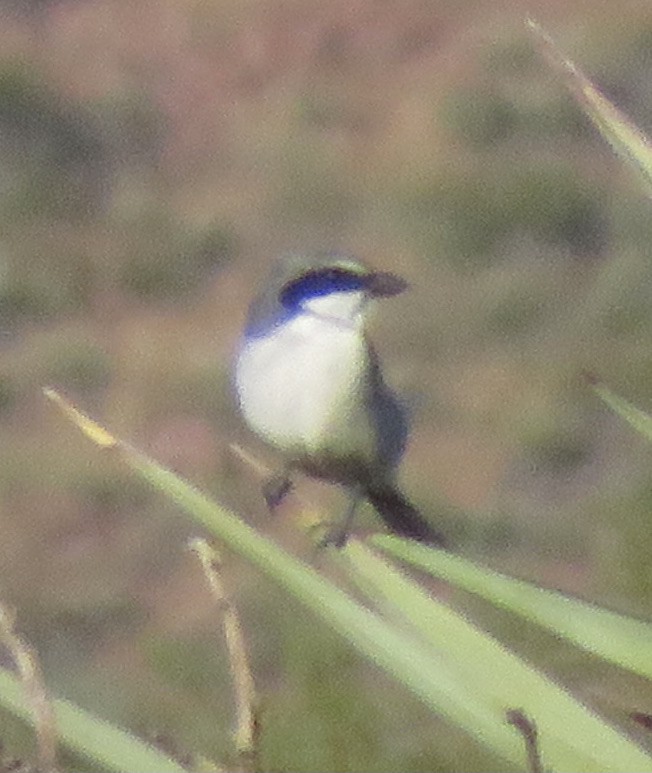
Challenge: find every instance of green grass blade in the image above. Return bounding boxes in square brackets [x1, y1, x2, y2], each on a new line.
[44, 390, 652, 770]
[0, 668, 184, 773]
[339, 542, 652, 773]
[123, 438, 530, 767]
[528, 19, 652, 197]
[375, 535, 652, 682]
[591, 381, 652, 443]
[41, 390, 540, 769]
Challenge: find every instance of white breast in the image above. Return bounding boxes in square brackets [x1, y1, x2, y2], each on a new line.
[235, 301, 375, 461]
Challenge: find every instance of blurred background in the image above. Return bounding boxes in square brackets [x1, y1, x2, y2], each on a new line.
[0, 0, 651, 770]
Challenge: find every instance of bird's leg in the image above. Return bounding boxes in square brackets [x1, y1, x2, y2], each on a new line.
[319, 490, 362, 548]
[261, 468, 294, 510]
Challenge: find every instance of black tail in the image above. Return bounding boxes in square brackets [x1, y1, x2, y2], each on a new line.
[366, 486, 446, 547]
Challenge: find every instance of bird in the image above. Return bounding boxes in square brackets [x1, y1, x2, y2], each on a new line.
[233, 253, 445, 547]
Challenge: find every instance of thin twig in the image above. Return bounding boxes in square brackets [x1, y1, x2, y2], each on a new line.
[0, 598, 57, 772]
[189, 538, 261, 773]
[228, 444, 273, 482]
[506, 709, 545, 773]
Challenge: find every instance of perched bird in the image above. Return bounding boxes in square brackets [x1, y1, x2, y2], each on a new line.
[234, 253, 445, 546]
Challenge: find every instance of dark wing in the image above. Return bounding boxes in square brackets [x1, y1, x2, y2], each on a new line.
[365, 338, 409, 475]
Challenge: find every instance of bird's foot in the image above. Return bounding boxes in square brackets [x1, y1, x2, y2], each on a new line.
[310, 495, 362, 549]
[261, 473, 293, 510]
[317, 524, 350, 549]
[307, 517, 357, 550]
[307, 527, 348, 564]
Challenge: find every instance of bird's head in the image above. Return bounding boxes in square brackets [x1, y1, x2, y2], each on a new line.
[244, 253, 408, 336]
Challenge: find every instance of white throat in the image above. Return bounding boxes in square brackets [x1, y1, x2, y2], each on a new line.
[302, 290, 367, 326]
[235, 289, 374, 458]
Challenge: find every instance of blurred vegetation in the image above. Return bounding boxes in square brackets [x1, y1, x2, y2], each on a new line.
[0, 1, 651, 770]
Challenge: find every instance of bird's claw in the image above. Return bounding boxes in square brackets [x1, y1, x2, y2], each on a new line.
[318, 526, 350, 549]
[261, 474, 293, 510]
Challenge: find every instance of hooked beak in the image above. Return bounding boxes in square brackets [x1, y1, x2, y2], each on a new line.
[366, 271, 409, 298]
